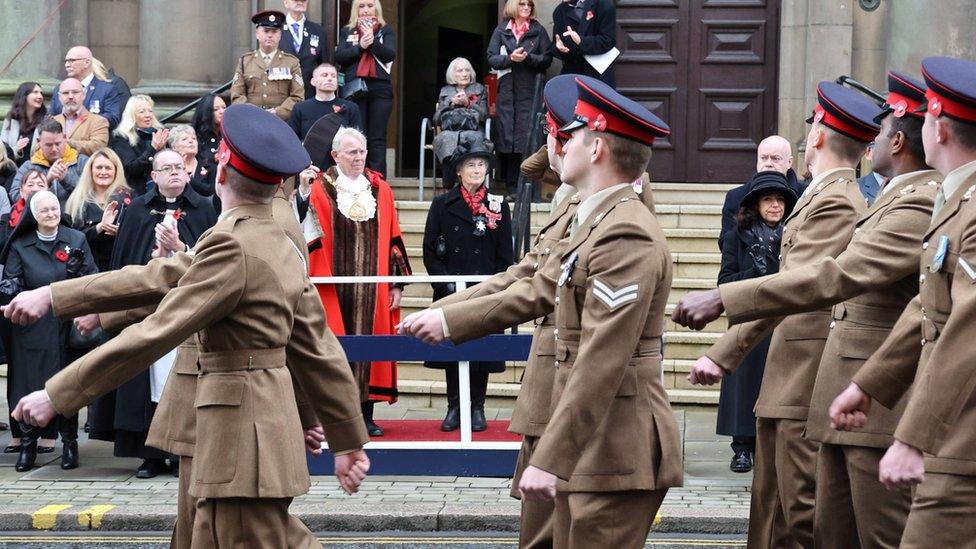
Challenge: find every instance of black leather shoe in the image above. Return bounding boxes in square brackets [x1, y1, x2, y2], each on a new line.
[4, 442, 21, 453]
[471, 407, 488, 432]
[15, 439, 37, 472]
[730, 451, 753, 473]
[169, 459, 180, 478]
[61, 440, 79, 470]
[37, 445, 55, 454]
[365, 419, 384, 437]
[135, 459, 163, 479]
[441, 407, 460, 431]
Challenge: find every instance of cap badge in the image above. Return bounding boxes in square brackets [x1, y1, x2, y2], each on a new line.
[269, 14, 276, 22]
[929, 99, 942, 117]
[813, 105, 825, 124]
[588, 113, 607, 132]
[893, 99, 908, 118]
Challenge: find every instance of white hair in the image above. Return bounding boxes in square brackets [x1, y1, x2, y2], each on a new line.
[166, 124, 196, 148]
[331, 127, 367, 152]
[445, 57, 476, 86]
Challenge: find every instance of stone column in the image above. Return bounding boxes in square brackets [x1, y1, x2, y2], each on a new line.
[851, 1, 889, 95]
[0, 0, 87, 88]
[777, 0, 810, 155]
[887, 0, 976, 73]
[136, 0, 235, 99]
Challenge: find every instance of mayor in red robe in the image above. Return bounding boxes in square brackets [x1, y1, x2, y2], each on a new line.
[295, 127, 410, 436]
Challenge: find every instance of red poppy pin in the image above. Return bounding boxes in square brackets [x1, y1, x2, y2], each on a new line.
[123, 197, 132, 206]
[468, 94, 478, 104]
[333, 104, 343, 113]
[172, 209, 183, 221]
[586, 10, 594, 20]
[55, 248, 69, 262]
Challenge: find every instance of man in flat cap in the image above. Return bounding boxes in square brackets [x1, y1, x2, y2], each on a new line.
[831, 55, 976, 548]
[231, 10, 305, 121]
[401, 75, 682, 548]
[674, 70, 940, 547]
[677, 82, 879, 548]
[5, 104, 369, 547]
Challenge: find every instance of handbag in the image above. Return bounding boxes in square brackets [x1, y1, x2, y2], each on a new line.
[439, 109, 479, 132]
[341, 77, 368, 101]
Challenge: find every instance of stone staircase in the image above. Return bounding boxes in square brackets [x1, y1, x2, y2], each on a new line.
[385, 178, 733, 409]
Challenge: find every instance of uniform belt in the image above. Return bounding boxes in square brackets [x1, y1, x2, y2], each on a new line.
[831, 302, 903, 328]
[922, 317, 942, 342]
[197, 347, 287, 373]
[556, 336, 662, 360]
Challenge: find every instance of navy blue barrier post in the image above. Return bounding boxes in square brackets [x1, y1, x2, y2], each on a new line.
[310, 275, 533, 476]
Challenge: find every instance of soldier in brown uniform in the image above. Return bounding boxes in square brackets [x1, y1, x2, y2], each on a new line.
[674, 82, 880, 548]
[673, 71, 940, 547]
[830, 56, 976, 549]
[231, 10, 305, 121]
[401, 75, 682, 548]
[6, 104, 369, 548]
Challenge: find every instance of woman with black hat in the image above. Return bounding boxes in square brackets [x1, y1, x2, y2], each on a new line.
[716, 170, 797, 473]
[422, 134, 513, 431]
[0, 190, 96, 472]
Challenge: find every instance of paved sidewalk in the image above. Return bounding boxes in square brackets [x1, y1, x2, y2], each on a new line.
[0, 399, 750, 533]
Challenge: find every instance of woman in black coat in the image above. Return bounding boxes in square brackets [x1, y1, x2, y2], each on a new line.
[488, 0, 552, 192]
[716, 171, 797, 473]
[191, 93, 225, 168]
[334, 0, 396, 176]
[0, 191, 96, 472]
[422, 137, 513, 432]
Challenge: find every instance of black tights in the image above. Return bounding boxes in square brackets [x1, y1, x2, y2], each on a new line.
[445, 366, 489, 409]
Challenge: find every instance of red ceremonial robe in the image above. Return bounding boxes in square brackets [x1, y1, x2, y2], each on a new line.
[306, 168, 409, 402]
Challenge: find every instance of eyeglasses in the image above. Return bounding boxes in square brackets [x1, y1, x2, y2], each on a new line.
[64, 58, 88, 64]
[758, 155, 786, 163]
[154, 164, 186, 174]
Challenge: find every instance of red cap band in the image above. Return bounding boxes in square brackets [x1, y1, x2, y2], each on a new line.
[576, 100, 656, 145]
[887, 91, 923, 119]
[812, 104, 877, 142]
[546, 111, 570, 141]
[217, 138, 283, 185]
[925, 88, 976, 123]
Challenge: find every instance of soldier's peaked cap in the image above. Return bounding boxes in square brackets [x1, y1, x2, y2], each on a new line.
[916, 56, 976, 125]
[252, 10, 286, 29]
[218, 104, 311, 185]
[805, 81, 882, 143]
[560, 75, 670, 146]
[874, 70, 927, 124]
[543, 74, 579, 141]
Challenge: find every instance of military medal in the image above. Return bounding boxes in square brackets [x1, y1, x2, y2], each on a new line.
[473, 215, 487, 236]
[90, 100, 100, 114]
[310, 34, 320, 48]
[929, 235, 949, 273]
[558, 252, 579, 287]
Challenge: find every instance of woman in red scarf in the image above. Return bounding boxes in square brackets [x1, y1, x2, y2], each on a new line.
[334, 0, 396, 177]
[421, 135, 513, 432]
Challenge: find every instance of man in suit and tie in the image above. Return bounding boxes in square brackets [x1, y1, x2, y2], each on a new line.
[51, 46, 129, 130]
[280, 0, 328, 100]
[551, 0, 617, 86]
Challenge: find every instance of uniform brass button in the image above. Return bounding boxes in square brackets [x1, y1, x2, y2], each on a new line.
[533, 262, 539, 269]
[829, 321, 836, 329]
[553, 329, 558, 336]
[544, 247, 550, 253]
[919, 274, 926, 283]
[555, 297, 560, 304]
[778, 254, 782, 261]
[539, 233, 546, 240]
[922, 241, 929, 250]
[921, 338, 927, 346]
[262, 94, 268, 98]
[263, 82, 267, 86]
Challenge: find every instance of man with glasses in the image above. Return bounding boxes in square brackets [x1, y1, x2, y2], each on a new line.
[51, 78, 109, 156]
[51, 46, 128, 130]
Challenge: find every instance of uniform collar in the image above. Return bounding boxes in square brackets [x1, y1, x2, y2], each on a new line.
[940, 158, 976, 203]
[880, 168, 938, 197]
[801, 166, 855, 197]
[575, 182, 631, 226]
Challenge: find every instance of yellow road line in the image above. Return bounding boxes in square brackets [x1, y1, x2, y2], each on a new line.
[30, 504, 72, 530]
[77, 504, 116, 529]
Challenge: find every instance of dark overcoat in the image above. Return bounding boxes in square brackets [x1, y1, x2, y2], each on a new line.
[551, 0, 617, 85]
[422, 185, 513, 373]
[487, 20, 552, 154]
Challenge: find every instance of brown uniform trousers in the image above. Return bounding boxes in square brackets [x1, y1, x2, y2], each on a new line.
[708, 167, 866, 548]
[853, 159, 976, 549]
[230, 50, 304, 121]
[46, 197, 364, 547]
[719, 170, 941, 548]
[444, 185, 681, 549]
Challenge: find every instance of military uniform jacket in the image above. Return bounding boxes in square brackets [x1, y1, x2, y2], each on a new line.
[231, 49, 305, 121]
[46, 193, 328, 460]
[707, 167, 866, 420]
[443, 186, 682, 492]
[854, 159, 976, 476]
[719, 170, 940, 446]
[46, 202, 367, 499]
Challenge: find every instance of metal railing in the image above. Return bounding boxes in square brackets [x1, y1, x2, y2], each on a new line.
[159, 81, 233, 124]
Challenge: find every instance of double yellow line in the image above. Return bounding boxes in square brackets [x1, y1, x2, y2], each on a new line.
[31, 504, 116, 530]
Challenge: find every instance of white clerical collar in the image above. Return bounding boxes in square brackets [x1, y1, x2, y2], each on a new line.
[575, 183, 631, 226]
[164, 196, 178, 203]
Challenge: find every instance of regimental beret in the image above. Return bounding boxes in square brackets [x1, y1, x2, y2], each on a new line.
[543, 74, 579, 141]
[875, 70, 927, 124]
[918, 56, 976, 125]
[252, 10, 286, 29]
[218, 104, 311, 185]
[561, 75, 670, 146]
[806, 81, 882, 143]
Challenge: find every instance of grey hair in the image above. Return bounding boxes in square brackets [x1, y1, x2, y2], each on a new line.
[166, 124, 196, 148]
[331, 127, 367, 151]
[445, 57, 476, 86]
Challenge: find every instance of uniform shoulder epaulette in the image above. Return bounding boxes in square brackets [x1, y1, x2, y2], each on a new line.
[280, 51, 300, 62]
[899, 184, 916, 195]
[963, 184, 976, 201]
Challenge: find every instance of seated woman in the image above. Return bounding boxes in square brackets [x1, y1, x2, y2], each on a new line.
[432, 57, 489, 189]
[422, 134, 513, 431]
[716, 171, 797, 473]
[0, 190, 97, 471]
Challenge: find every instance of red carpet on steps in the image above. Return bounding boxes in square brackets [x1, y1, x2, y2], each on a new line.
[368, 420, 522, 442]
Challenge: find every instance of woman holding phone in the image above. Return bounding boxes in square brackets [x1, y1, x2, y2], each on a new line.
[487, 0, 551, 194]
